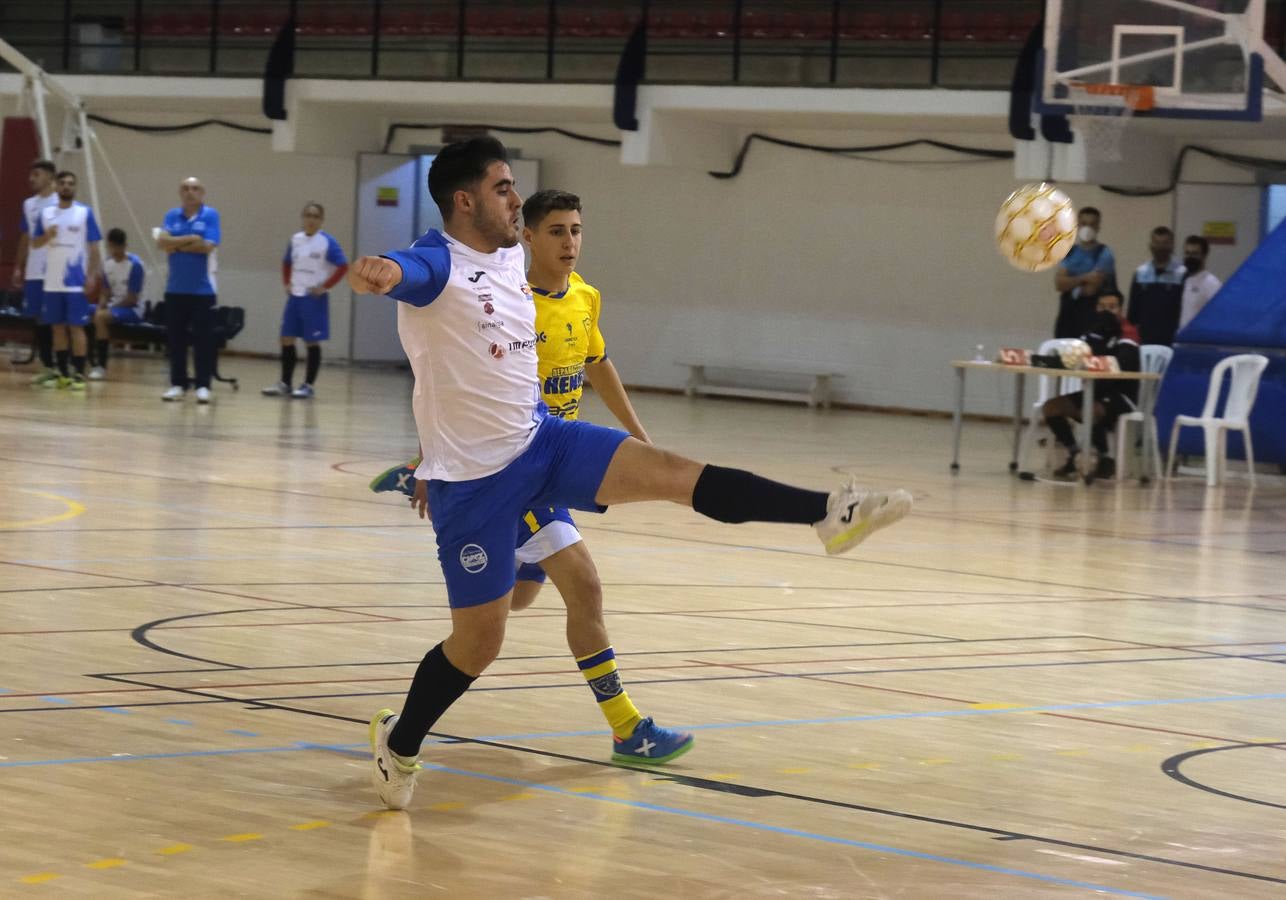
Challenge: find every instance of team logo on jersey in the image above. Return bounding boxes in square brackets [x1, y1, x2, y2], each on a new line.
[459, 543, 488, 574]
[489, 342, 505, 359]
[483, 301, 494, 315]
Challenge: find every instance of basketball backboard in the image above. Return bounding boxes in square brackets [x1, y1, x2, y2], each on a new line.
[1037, 0, 1286, 120]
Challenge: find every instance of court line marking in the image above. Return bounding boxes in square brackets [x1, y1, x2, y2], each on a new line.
[0, 489, 86, 529]
[419, 761, 1164, 899]
[5, 691, 1286, 768]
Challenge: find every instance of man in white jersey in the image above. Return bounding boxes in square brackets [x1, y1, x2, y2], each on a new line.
[11, 159, 59, 383]
[347, 137, 913, 811]
[31, 171, 102, 391]
[89, 228, 145, 380]
[262, 201, 348, 399]
[1178, 235, 1223, 330]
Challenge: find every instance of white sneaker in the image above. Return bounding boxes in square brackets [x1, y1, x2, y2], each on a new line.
[161, 385, 185, 402]
[369, 709, 420, 810]
[195, 387, 212, 404]
[261, 381, 290, 396]
[816, 481, 913, 555]
[88, 366, 107, 381]
[290, 383, 314, 399]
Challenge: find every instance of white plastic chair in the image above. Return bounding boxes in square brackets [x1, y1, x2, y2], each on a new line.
[1115, 344, 1173, 480]
[1166, 353, 1269, 487]
[1018, 339, 1084, 471]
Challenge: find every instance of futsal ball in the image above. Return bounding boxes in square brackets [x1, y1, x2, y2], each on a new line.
[1053, 338, 1092, 370]
[995, 183, 1077, 273]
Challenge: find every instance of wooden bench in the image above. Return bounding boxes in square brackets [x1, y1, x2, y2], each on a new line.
[680, 361, 843, 409]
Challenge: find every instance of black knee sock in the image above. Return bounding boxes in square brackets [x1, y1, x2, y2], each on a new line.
[387, 642, 477, 758]
[37, 325, 54, 368]
[72, 355, 86, 375]
[280, 344, 297, 385]
[95, 339, 109, 369]
[304, 345, 321, 385]
[55, 349, 69, 377]
[691, 464, 829, 525]
[1046, 416, 1077, 450]
[1092, 424, 1109, 455]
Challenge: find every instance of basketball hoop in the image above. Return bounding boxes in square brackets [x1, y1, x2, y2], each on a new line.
[1066, 82, 1156, 163]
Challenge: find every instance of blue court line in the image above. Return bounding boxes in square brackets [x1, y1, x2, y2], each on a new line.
[101, 707, 132, 715]
[422, 761, 1166, 898]
[227, 729, 258, 737]
[5, 688, 1285, 769]
[168, 719, 195, 726]
[40, 696, 72, 704]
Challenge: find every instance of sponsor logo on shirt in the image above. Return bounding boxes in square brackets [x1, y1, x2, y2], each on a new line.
[483, 301, 494, 315]
[489, 342, 505, 359]
[476, 319, 505, 332]
[468, 271, 485, 283]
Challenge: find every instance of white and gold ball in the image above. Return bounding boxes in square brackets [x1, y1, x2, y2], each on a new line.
[995, 182, 1077, 273]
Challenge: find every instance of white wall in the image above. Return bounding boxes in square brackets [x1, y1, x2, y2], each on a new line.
[395, 126, 1169, 415]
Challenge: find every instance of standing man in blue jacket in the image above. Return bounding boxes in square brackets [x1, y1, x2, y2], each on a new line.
[156, 176, 220, 404]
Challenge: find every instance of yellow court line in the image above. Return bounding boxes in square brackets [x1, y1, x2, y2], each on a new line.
[86, 858, 126, 870]
[220, 833, 263, 843]
[289, 821, 331, 831]
[157, 844, 193, 855]
[429, 801, 466, 812]
[19, 873, 60, 885]
[0, 490, 86, 529]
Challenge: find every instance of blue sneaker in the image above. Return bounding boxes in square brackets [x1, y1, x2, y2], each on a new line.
[611, 717, 694, 766]
[369, 458, 420, 497]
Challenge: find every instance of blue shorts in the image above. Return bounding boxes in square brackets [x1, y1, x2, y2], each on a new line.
[109, 306, 142, 324]
[281, 293, 329, 342]
[428, 415, 628, 607]
[22, 281, 43, 319]
[41, 291, 91, 326]
[515, 506, 581, 584]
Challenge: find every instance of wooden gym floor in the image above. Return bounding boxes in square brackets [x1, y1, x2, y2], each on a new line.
[1, 357, 1284, 898]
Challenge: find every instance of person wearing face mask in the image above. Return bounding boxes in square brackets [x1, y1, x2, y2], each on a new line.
[1127, 225, 1185, 346]
[1039, 293, 1141, 480]
[1054, 206, 1118, 339]
[1178, 235, 1222, 330]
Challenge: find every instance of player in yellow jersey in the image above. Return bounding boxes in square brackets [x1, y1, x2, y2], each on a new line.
[372, 189, 692, 766]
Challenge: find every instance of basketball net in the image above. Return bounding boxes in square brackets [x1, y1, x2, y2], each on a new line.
[1068, 82, 1155, 164]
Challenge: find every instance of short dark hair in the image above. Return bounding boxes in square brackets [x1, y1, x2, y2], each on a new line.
[31, 159, 56, 175]
[106, 228, 127, 245]
[55, 170, 76, 182]
[1079, 206, 1102, 220]
[427, 137, 509, 220]
[1184, 235, 1210, 256]
[1151, 226, 1173, 238]
[523, 190, 581, 229]
[303, 201, 324, 216]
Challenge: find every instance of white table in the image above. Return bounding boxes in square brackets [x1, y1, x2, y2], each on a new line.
[949, 360, 1163, 484]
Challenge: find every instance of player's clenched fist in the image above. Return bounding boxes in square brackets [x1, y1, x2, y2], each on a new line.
[348, 255, 403, 295]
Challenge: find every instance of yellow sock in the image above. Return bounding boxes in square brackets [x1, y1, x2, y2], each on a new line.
[576, 647, 643, 739]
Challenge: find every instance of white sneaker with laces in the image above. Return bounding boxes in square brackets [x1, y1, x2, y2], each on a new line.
[195, 387, 212, 404]
[291, 383, 314, 399]
[369, 709, 420, 810]
[161, 385, 185, 402]
[261, 381, 290, 396]
[88, 366, 107, 381]
[815, 482, 913, 555]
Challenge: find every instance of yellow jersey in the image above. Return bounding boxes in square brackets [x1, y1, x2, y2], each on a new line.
[532, 271, 606, 420]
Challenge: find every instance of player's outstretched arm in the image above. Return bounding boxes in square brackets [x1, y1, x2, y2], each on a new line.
[586, 358, 649, 443]
[348, 255, 404, 295]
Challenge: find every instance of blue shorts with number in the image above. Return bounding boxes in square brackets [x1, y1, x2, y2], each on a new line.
[281, 293, 329, 342]
[428, 415, 627, 607]
[41, 291, 91, 326]
[22, 281, 44, 319]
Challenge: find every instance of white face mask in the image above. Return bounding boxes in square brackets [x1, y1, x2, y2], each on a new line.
[1078, 225, 1098, 243]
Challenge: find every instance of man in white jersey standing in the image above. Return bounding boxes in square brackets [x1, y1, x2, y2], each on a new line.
[262, 201, 348, 399]
[89, 228, 146, 380]
[348, 137, 914, 811]
[11, 159, 59, 383]
[30, 171, 102, 391]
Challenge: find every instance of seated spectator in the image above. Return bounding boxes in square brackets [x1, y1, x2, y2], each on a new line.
[1040, 292, 1141, 480]
[1127, 226, 1185, 345]
[90, 228, 145, 380]
[1178, 235, 1222, 331]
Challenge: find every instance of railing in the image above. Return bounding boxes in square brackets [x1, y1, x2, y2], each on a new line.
[0, 1, 1282, 89]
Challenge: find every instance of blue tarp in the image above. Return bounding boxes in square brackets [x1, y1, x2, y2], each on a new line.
[1155, 218, 1286, 465]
